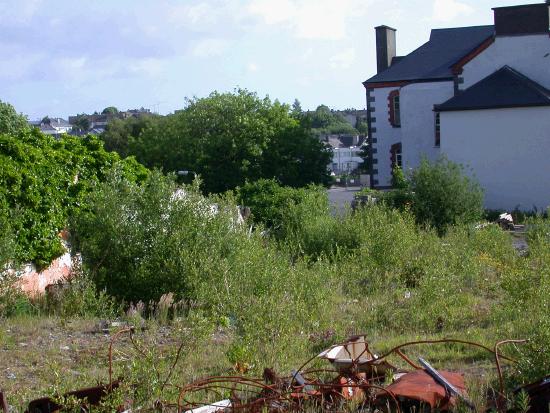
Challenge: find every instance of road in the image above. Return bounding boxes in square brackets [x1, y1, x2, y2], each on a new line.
[327, 186, 361, 214]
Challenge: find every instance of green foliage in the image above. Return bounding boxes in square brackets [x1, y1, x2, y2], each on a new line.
[102, 106, 119, 115]
[355, 118, 369, 135]
[0, 100, 29, 135]
[391, 166, 408, 189]
[42, 264, 118, 319]
[71, 170, 244, 303]
[0, 129, 148, 266]
[71, 114, 91, 132]
[102, 115, 158, 158]
[236, 179, 325, 231]
[410, 157, 484, 234]
[125, 89, 332, 193]
[0, 208, 14, 268]
[306, 105, 358, 136]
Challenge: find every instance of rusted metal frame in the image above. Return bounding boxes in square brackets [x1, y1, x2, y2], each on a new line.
[177, 377, 291, 413]
[0, 391, 8, 413]
[396, 349, 421, 369]
[371, 338, 517, 366]
[108, 327, 134, 389]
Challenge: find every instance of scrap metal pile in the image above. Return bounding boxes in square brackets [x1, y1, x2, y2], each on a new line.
[1, 331, 549, 413]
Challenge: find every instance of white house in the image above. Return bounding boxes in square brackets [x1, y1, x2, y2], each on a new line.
[363, 2, 550, 210]
[326, 135, 366, 174]
[29, 117, 72, 137]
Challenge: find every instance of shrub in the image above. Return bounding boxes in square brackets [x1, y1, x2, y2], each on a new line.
[410, 156, 483, 234]
[0, 130, 148, 266]
[71, 169, 250, 303]
[41, 259, 118, 319]
[236, 179, 328, 233]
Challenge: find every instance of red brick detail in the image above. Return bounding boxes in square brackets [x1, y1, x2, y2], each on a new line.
[18, 253, 73, 296]
[452, 37, 495, 75]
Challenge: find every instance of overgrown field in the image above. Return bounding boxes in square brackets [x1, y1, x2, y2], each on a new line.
[1, 170, 549, 411]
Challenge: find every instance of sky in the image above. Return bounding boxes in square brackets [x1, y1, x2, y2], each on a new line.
[0, 0, 543, 120]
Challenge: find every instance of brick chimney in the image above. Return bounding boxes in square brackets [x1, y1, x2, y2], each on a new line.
[375, 25, 396, 74]
[493, 3, 549, 36]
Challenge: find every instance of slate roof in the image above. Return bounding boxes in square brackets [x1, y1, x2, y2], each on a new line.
[435, 66, 550, 112]
[364, 25, 494, 84]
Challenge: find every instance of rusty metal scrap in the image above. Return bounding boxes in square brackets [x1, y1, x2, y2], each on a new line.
[0, 391, 9, 413]
[1, 332, 540, 413]
[25, 381, 122, 413]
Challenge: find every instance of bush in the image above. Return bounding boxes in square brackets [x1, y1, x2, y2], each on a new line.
[71, 169, 250, 303]
[236, 179, 328, 233]
[0, 130, 148, 266]
[410, 157, 483, 234]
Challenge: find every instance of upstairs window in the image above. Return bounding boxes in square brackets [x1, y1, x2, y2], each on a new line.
[434, 112, 441, 147]
[388, 90, 401, 127]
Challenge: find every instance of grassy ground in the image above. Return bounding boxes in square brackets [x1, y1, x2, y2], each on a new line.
[1, 314, 512, 411]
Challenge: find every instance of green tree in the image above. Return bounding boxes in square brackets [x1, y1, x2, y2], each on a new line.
[102, 106, 119, 115]
[355, 118, 369, 135]
[410, 157, 484, 234]
[102, 115, 158, 157]
[291, 99, 303, 118]
[130, 89, 331, 193]
[0, 100, 29, 135]
[0, 128, 148, 266]
[72, 114, 91, 132]
[306, 105, 358, 136]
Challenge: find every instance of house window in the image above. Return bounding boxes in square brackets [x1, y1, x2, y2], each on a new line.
[434, 112, 441, 147]
[390, 142, 402, 169]
[388, 90, 401, 127]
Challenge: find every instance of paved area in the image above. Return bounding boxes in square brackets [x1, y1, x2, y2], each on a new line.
[327, 186, 362, 214]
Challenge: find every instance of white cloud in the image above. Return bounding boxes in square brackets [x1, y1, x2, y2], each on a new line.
[191, 38, 231, 58]
[432, 0, 473, 22]
[247, 62, 259, 72]
[329, 48, 356, 69]
[246, 0, 371, 40]
[130, 58, 166, 77]
[170, 2, 217, 28]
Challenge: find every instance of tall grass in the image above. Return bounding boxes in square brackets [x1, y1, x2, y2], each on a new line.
[1, 172, 548, 409]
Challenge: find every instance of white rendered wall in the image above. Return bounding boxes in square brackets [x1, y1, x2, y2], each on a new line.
[400, 81, 453, 172]
[441, 107, 550, 211]
[370, 86, 402, 187]
[461, 34, 550, 90]
[330, 147, 364, 174]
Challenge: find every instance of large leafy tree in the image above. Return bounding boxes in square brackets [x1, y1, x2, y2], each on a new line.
[102, 115, 158, 158]
[122, 89, 332, 193]
[0, 100, 29, 135]
[102, 106, 119, 115]
[72, 114, 91, 132]
[306, 105, 358, 136]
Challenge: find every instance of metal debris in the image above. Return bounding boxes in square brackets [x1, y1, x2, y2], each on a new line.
[2, 331, 543, 413]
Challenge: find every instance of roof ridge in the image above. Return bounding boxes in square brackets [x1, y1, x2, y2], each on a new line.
[499, 65, 550, 98]
[436, 65, 550, 112]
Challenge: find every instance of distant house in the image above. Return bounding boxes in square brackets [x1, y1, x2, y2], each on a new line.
[363, 2, 550, 210]
[326, 135, 366, 175]
[29, 117, 72, 138]
[68, 107, 152, 134]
